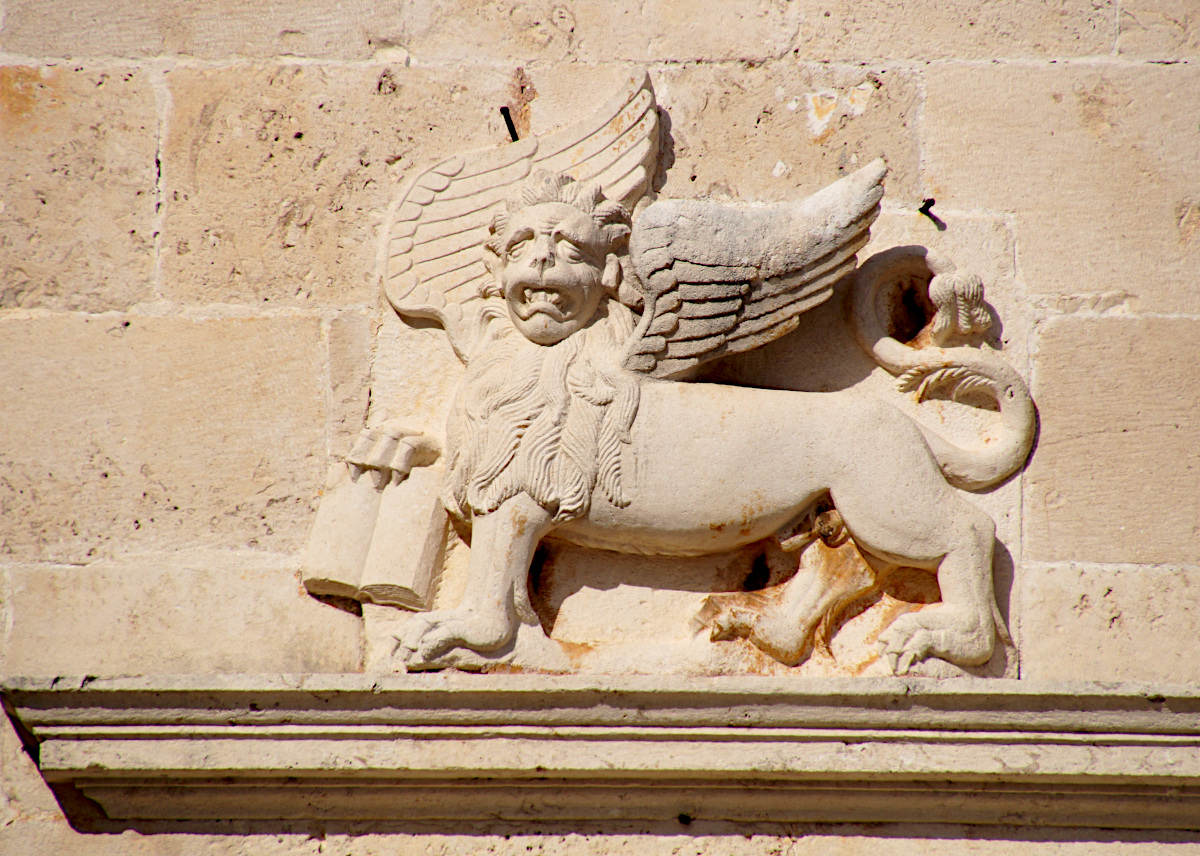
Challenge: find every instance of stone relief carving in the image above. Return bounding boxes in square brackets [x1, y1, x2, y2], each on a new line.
[303, 72, 1035, 677]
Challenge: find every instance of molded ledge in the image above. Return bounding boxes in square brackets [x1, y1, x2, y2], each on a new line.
[3, 675, 1200, 829]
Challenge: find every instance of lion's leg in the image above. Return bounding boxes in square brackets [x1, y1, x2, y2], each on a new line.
[832, 479, 997, 674]
[876, 503, 996, 674]
[401, 492, 553, 665]
[750, 537, 878, 666]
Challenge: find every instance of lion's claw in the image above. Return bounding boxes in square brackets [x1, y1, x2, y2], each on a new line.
[395, 611, 458, 667]
[346, 420, 441, 486]
[878, 606, 993, 675]
[394, 607, 520, 671]
[879, 614, 938, 675]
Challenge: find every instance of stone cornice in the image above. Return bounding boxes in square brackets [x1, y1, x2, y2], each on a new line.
[5, 675, 1200, 828]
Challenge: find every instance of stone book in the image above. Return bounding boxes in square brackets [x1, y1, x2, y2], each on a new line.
[302, 462, 446, 611]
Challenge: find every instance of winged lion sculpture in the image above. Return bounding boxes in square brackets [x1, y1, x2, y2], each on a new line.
[338, 72, 1035, 675]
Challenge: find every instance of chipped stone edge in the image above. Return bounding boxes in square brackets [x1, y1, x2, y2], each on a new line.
[4, 674, 1200, 828]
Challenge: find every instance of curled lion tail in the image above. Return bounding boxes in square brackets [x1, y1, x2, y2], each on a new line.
[851, 246, 1036, 491]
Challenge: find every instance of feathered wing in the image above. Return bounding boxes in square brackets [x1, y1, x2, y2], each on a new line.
[381, 72, 659, 361]
[623, 159, 888, 378]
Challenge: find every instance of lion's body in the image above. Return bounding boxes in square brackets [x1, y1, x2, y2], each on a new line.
[407, 364, 1001, 674]
[556, 379, 970, 570]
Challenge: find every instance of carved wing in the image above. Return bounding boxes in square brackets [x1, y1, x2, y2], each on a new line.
[382, 72, 659, 360]
[624, 159, 887, 378]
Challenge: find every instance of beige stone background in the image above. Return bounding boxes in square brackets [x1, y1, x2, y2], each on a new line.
[2, 0, 1199, 852]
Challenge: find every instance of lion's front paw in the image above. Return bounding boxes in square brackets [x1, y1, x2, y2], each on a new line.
[393, 609, 570, 673]
[394, 607, 517, 671]
[877, 605, 993, 675]
[346, 420, 441, 486]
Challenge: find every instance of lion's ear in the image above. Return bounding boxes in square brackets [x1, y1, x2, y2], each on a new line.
[482, 209, 507, 281]
[480, 244, 504, 298]
[482, 243, 501, 277]
[602, 253, 622, 295]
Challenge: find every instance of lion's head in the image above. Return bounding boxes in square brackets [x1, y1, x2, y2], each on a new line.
[483, 171, 631, 346]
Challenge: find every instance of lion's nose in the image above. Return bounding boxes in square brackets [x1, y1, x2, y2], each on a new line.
[529, 236, 555, 272]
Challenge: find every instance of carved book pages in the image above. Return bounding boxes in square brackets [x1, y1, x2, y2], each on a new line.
[302, 461, 382, 597]
[302, 463, 447, 611]
[360, 466, 447, 610]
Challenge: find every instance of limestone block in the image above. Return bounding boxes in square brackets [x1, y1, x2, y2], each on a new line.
[652, 63, 921, 204]
[161, 64, 509, 306]
[1018, 564, 1200, 683]
[1, 710, 57, 825]
[1, 823, 1199, 856]
[1118, 0, 1200, 57]
[397, 0, 800, 64]
[328, 309, 372, 454]
[795, 0, 1116, 61]
[1025, 316, 1200, 565]
[367, 309, 464, 437]
[0, 66, 156, 312]
[0, 0, 403, 59]
[924, 64, 1200, 314]
[0, 552, 362, 675]
[0, 315, 326, 563]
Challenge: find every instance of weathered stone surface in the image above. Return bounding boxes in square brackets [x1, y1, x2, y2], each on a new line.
[0, 315, 326, 563]
[0, 0, 404, 59]
[327, 309, 373, 455]
[924, 64, 1200, 314]
[1, 0, 1195, 845]
[397, 0, 800, 64]
[1, 824, 1198, 856]
[395, 0, 1114, 65]
[367, 310, 464, 435]
[1018, 563, 1200, 683]
[0, 66, 156, 312]
[0, 552, 362, 674]
[161, 64, 509, 306]
[1025, 316, 1200, 565]
[796, 0, 1116, 61]
[1118, 0, 1200, 57]
[653, 63, 921, 204]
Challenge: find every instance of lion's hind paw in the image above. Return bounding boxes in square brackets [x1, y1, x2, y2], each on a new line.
[877, 606, 994, 675]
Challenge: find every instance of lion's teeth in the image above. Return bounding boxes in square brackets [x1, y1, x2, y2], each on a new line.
[523, 287, 560, 307]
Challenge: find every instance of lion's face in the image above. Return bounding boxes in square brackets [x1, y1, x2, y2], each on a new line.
[496, 202, 613, 346]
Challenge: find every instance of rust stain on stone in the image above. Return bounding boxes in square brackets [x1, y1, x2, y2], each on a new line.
[506, 67, 538, 139]
[1073, 78, 1116, 137]
[0, 67, 59, 136]
[556, 639, 594, 668]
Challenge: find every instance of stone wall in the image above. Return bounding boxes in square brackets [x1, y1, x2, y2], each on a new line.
[2, 0, 1198, 852]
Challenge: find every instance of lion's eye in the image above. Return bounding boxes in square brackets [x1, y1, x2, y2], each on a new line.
[559, 240, 585, 263]
[507, 238, 529, 260]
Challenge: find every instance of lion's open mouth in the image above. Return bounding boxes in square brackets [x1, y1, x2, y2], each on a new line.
[513, 285, 574, 320]
[523, 286, 565, 308]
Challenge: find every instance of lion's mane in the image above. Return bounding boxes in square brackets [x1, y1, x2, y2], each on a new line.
[443, 303, 640, 524]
